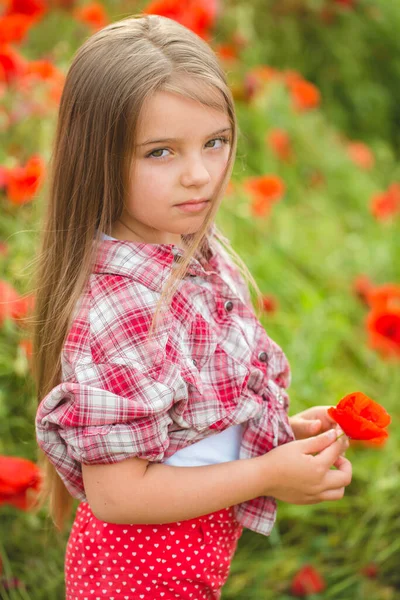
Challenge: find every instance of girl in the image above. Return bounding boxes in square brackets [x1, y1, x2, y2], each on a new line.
[33, 14, 352, 600]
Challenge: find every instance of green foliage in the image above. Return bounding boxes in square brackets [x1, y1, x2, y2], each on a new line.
[0, 1, 399, 599]
[227, 0, 400, 157]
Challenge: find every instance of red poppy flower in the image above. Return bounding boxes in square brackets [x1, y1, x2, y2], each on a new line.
[143, 0, 218, 40]
[328, 392, 391, 442]
[0, 455, 42, 511]
[0, 45, 26, 84]
[25, 59, 59, 80]
[0, 279, 20, 326]
[6, 154, 45, 205]
[4, 0, 47, 20]
[244, 175, 285, 218]
[370, 183, 400, 221]
[243, 65, 280, 102]
[361, 562, 378, 578]
[214, 43, 238, 62]
[266, 128, 293, 162]
[347, 141, 375, 170]
[351, 436, 387, 449]
[367, 283, 400, 312]
[0, 14, 33, 44]
[261, 294, 278, 313]
[286, 78, 321, 112]
[366, 307, 400, 359]
[19, 338, 33, 362]
[74, 2, 109, 31]
[290, 564, 326, 597]
[0, 279, 34, 327]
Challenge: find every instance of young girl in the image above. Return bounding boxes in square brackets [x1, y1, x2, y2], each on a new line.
[33, 14, 352, 600]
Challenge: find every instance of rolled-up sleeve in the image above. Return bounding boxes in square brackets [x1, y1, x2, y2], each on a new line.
[35, 360, 175, 499]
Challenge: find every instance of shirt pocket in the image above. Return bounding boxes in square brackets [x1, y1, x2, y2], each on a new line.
[180, 340, 250, 429]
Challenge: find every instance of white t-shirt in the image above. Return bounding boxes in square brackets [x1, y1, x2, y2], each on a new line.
[100, 232, 243, 467]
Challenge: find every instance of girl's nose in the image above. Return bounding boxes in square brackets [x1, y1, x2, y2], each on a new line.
[180, 156, 211, 188]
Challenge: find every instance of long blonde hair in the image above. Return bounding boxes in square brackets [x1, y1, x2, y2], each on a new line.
[30, 13, 263, 531]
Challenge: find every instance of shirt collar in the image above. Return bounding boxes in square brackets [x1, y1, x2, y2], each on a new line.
[92, 230, 219, 292]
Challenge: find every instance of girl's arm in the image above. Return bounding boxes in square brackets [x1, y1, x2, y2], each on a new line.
[82, 430, 351, 524]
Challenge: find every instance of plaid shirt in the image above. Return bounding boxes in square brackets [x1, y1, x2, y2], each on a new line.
[36, 231, 294, 537]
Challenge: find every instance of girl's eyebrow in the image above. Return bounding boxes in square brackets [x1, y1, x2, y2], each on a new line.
[137, 127, 232, 147]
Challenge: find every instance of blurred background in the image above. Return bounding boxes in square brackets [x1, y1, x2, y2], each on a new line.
[0, 0, 399, 598]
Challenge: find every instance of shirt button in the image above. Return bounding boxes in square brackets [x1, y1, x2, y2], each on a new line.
[224, 300, 234, 312]
[192, 359, 197, 367]
[258, 351, 268, 362]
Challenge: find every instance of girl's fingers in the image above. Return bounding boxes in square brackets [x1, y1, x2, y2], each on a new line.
[324, 459, 352, 490]
[317, 435, 349, 467]
[318, 487, 346, 502]
[333, 455, 351, 469]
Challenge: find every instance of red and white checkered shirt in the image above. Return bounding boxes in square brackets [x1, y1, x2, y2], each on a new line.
[36, 231, 294, 537]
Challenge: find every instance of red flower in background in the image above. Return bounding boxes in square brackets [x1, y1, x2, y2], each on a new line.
[243, 65, 279, 102]
[370, 183, 400, 221]
[0, 455, 41, 510]
[0, 279, 35, 326]
[261, 294, 278, 313]
[143, 0, 218, 40]
[74, 2, 109, 31]
[244, 175, 285, 217]
[214, 43, 238, 62]
[5, 154, 45, 204]
[0, 14, 33, 44]
[266, 128, 293, 162]
[0, 45, 26, 84]
[25, 59, 59, 80]
[328, 392, 391, 443]
[347, 141, 375, 170]
[367, 283, 400, 312]
[3, 0, 47, 19]
[225, 180, 234, 196]
[365, 282, 400, 359]
[291, 564, 326, 597]
[361, 562, 379, 578]
[367, 307, 400, 359]
[286, 77, 321, 112]
[353, 278, 400, 360]
[19, 338, 33, 362]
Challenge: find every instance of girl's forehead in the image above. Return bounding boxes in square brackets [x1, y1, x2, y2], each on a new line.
[137, 88, 230, 139]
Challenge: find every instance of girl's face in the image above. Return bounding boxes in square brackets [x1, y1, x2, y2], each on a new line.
[112, 85, 232, 245]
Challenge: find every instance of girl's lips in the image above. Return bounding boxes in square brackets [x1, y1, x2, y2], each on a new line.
[175, 201, 209, 212]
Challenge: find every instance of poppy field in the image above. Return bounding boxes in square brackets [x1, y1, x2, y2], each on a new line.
[1, 0, 399, 598]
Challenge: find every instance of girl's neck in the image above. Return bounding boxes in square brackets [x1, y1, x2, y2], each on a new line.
[111, 218, 188, 249]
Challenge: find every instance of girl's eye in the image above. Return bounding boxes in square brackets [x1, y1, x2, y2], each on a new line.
[148, 148, 170, 159]
[146, 136, 230, 159]
[205, 136, 230, 149]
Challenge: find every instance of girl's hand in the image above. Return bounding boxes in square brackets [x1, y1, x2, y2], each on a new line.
[260, 430, 352, 504]
[289, 405, 339, 440]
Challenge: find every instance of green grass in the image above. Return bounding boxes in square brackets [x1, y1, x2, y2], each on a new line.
[1, 1, 399, 598]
